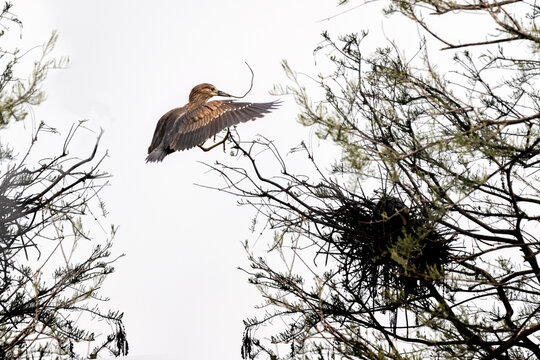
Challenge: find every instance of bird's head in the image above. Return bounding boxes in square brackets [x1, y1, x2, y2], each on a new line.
[189, 83, 231, 104]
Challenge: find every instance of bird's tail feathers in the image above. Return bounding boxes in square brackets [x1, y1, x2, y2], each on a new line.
[145, 148, 168, 163]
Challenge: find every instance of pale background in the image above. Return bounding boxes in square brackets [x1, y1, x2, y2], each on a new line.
[5, 1, 447, 359]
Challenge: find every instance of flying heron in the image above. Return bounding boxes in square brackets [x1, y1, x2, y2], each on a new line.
[146, 83, 281, 162]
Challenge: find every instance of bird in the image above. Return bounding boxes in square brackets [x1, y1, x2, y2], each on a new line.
[146, 83, 281, 162]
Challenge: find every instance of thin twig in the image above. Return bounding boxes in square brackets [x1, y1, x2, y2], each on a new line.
[227, 62, 255, 99]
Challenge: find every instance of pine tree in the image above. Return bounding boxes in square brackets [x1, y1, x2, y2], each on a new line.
[0, 3, 127, 358]
[210, 0, 540, 358]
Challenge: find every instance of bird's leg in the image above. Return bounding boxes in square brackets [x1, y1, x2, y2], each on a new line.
[222, 128, 230, 151]
[198, 128, 231, 152]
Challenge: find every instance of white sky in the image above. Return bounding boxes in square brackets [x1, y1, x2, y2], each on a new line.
[4, 1, 482, 359]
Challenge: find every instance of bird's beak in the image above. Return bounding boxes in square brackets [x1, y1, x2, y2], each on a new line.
[217, 90, 232, 97]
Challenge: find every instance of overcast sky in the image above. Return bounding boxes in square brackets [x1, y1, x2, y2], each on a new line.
[6, 1, 437, 359]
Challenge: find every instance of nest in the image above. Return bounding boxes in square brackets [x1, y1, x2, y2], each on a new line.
[328, 194, 451, 301]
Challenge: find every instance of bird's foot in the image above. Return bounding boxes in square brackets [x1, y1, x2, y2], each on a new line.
[198, 129, 231, 152]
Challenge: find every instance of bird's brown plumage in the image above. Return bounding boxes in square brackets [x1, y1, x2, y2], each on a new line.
[146, 83, 280, 162]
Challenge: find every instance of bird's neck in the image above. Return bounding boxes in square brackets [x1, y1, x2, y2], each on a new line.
[187, 93, 211, 107]
[185, 100, 207, 110]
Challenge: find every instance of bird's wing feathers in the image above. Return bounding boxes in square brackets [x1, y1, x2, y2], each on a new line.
[147, 107, 187, 153]
[167, 100, 280, 151]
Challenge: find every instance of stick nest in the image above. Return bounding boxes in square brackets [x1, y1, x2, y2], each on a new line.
[324, 194, 452, 301]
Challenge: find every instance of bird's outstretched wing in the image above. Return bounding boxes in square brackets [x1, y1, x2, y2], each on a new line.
[147, 107, 186, 154]
[146, 107, 186, 162]
[167, 100, 281, 151]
